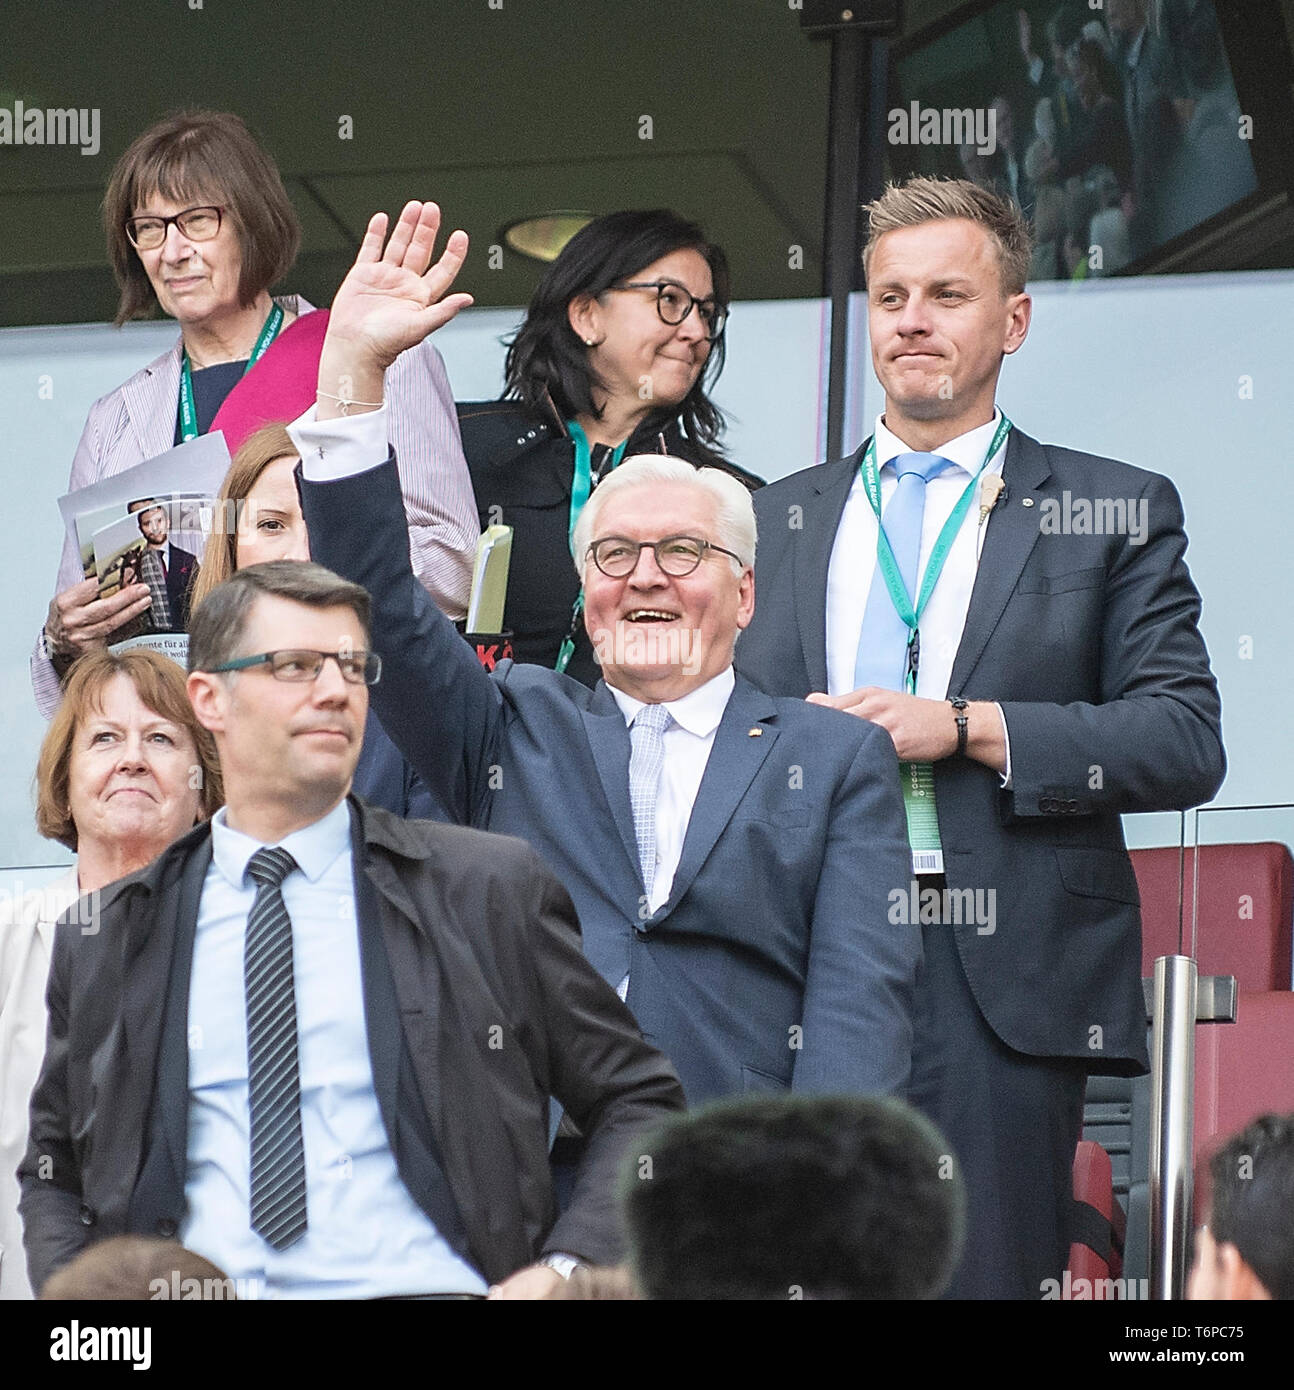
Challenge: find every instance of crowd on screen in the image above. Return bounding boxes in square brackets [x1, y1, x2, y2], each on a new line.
[953, 0, 1255, 280]
[0, 104, 1280, 1303]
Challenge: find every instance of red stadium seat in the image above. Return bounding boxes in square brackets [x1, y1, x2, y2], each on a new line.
[1081, 842, 1294, 1288]
[1133, 844, 1294, 1165]
[1066, 1140, 1126, 1297]
[1193, 990, 1294, 1211]
[1132, 843, 1294, 990]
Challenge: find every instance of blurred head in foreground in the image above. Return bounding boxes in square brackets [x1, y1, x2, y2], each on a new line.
[42, 1236, 235, 1300]
[620, 1093, 965, 1299]
[1189, 1112, 1294, 1301]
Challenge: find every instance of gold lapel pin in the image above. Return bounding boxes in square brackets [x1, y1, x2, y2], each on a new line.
[748, 727, 763, 737]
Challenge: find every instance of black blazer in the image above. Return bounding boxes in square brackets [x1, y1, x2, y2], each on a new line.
[736, 427, 1225, 1074]
[19, 800, 684, 1293]
[163, 542, 199, 631]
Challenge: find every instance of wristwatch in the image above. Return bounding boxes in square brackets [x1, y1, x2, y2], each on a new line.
[948, 697, 969, 757]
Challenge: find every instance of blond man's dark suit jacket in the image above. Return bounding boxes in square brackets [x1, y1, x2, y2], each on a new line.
[737, 426, 1225, 1074]
[735, 424, 1224, 1297]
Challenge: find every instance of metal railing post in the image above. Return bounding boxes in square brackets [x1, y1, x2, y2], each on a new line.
[1148, 953, 1198, 1300]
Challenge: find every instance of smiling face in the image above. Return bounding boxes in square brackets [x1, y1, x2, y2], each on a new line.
[570, 248, 715, 417]
[187, 594, 367, 829]
[867, 218, 1031, 448]
[581, 479, 753, 703]
[131, 189, 245, 330]
[66, 673, 202, 864]
[235, 456, 310, 568]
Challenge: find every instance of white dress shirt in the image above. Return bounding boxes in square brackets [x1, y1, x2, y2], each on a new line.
[608, 668, 735, 914]
[289, 401, 390, 480]
[182, 800, 485, 1299]
[826, 411, 1013, 783]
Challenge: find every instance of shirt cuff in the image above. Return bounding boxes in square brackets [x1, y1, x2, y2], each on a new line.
[288, 402, 390, 481]
[996, 702, 1013, 789]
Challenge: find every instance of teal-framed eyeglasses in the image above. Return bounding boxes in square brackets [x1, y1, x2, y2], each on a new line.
[208, 649, 382, 686]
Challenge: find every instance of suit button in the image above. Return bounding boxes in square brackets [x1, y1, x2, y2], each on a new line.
[1038, 796, 1053, 813]
[156, 1217, 178, 1238]
[78, 1203, 96, 1227]
[1066, 799, 1079, 813]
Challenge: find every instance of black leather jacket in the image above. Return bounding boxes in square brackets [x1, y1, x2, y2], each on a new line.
[458, 399, 761, 687]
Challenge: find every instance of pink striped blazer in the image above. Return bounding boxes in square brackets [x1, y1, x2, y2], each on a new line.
[31, 295, 477, 717]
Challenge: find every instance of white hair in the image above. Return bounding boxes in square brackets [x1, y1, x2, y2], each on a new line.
[571, 453, 757, 576]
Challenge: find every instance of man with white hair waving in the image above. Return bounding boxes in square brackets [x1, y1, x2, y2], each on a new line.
[293, 202, 919, 1108]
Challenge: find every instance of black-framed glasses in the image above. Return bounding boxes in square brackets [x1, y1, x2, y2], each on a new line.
[209, 649, 382, 686]
[607, 280, 728, 340]
[587, 534, 743, 578]
[125, 205, 223, 251]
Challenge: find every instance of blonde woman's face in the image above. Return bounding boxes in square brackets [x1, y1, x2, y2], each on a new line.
[235, 455, 310, 569]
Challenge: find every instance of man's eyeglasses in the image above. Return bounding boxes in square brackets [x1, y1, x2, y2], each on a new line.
[125, 205, 223, 252]
[209, 649, 382, 686]
[605, 281, 728, 340]
[587, 535, 743, 578]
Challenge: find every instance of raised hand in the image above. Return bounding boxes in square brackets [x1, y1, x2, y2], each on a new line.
[326, 201, 473, 372]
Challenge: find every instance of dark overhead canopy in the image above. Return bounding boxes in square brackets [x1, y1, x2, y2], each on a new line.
[0, 0, 909, 327]
[10, 0, 1289, 330]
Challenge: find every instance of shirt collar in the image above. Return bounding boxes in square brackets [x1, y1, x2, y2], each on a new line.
[873, 408, 1004, 477]
[211, 797, 352, 891]
[608, 666, 735, 738]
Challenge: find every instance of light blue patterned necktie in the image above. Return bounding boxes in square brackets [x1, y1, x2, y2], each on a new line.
[853, 452, 953, 691]
[628, 703, 672, 897]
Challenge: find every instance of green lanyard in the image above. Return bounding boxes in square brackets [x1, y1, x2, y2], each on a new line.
[557, 421, 628, 673]
[566, 419, 628, 549]
[177, 302, 284, 443]
[860, 414, 1012, 693]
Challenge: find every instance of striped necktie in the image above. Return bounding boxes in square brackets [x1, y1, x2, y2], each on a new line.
[244, 846, 307, 1251]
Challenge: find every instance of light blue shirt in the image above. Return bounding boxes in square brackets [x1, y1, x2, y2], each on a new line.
[180, 799, 486, 1299]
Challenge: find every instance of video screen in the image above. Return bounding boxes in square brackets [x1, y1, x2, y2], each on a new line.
[890, 0, 1259, 279]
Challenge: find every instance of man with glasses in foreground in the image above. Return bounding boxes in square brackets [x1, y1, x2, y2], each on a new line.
[21, 560, 685, 1299]
[296, 202, 921, 1112]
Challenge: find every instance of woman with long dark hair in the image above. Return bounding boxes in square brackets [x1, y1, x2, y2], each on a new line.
[460, 209, 760, 687]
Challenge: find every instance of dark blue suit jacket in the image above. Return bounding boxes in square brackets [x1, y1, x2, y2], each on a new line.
[736, 427, 1226, 1074]
[354, 713, 441, 820]
[302, 457, 920, 1105]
